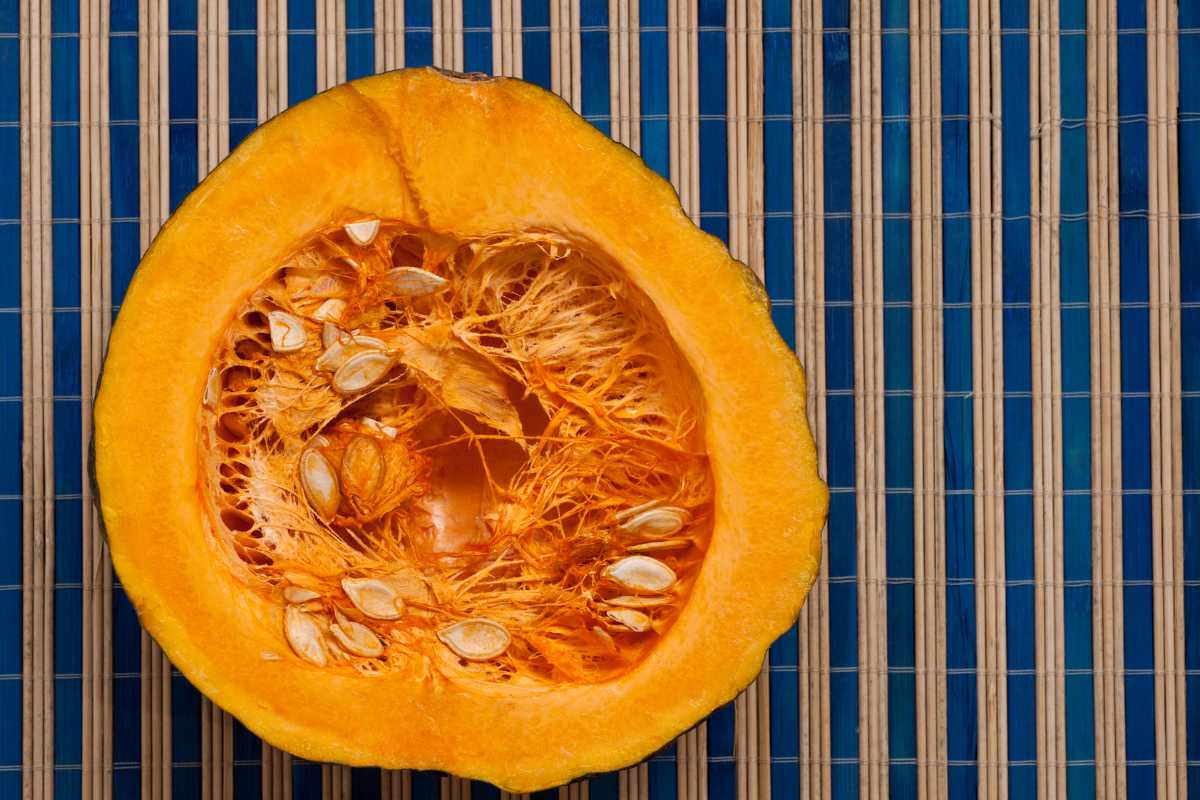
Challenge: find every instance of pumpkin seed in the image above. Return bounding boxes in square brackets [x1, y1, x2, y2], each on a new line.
[341, 577, 403, 620]
[614, 498, 663, 522]
[618, 506, 688, 537]
[314, 298, 346, 322]
[284, 606, 327, 666]
[268, 311, 307, 353]
[321, 322, 341, 348]
[591, 625, 617, 652]
[603, 555, 676, 593]
[605, 595, 672, 609]
[283, 586, 321, 604]
[344, 218, 380, 246]
[361, 416, 398, 439]
[330, 609, 384, 657]
[315, 334, 386, 372]
[203, 367, 220, 409]
[260, 651, 282, 661]
[332, 351, 393, 395]
[299, 449, 340, 521]
[626, 538, 692, 553]
[437, 618, 511, 661]
[385, 267, 448, 297]
[385, 568, 433, 605]
[341, 435, 385, 499]
[605, 608, 652, 633]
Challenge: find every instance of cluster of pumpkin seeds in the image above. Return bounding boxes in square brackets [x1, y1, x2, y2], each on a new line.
[203, 217, 711, 680]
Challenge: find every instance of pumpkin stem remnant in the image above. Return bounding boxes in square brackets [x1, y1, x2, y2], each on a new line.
[201, 221, 714, 683]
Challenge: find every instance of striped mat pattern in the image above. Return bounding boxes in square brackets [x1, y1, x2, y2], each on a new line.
[3, 0, 1198, 798]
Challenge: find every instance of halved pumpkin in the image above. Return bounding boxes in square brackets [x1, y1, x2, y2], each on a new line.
[93, 67, 827, 792]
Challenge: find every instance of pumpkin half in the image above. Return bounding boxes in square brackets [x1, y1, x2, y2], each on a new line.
[93, 67, 827, 792]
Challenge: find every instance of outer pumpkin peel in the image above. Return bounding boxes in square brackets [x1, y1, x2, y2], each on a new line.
[94, 68, 827, 792]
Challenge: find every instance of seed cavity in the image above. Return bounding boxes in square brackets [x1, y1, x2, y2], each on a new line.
[437, 618, 511, 661]
[332, 351, 393, 395]
[299, 449, 341, 521]
[603, 555, 677, 593]
[342, 577, 403, 620]
[330, 609, 385, 657]
[344, 218, 381, 246]
[341, 435, 385, 499]
[606, 608, 652, 633]
[385, 267, 449, 297]
[619, 506, 688, 537]
[284, 606, 328, 666]
[282, 586, 321, 604]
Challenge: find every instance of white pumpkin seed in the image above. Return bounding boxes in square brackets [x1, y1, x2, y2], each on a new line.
[316, 335, 387, 372]
[268, 311, 307, 353]
[627, 538, 692, 553]
[361, 417, 398, 439]
[614, 498, 663, 523]
[260, 650, 282, 661]
[344, 218, 381, 246]
[618, 506, 688, 537]
[321, 322, 341, 348]
[606, 608, 652, 633]
[299, 449, 340, 521]
[203, 367, 220, 409]
[603, 555, 677, 593]
[437, 618, 511, 661]
[384, 266, 449, 297]
[330, 609, 384, 657]
[283, 586, 321, 604]
[332, 351, 393, 395]
[314, 298, 347, 323]
[605, 595, 672, 608]
[341, 577, 403, 620]
[284, 606, 327, 666]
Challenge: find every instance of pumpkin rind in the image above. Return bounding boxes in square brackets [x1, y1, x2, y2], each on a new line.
[93, 67, 828, 792]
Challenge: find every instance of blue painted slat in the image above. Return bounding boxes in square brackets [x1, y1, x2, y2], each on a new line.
[878, 1, 916, 794]
[288, 0, 317, 104]
[761, 0, 799, 791]
[822, 0, 856, 796]
[520, 0, 549, 88]
[346, 0, 374, 80]
[638, 0, 668, 179]
[1057, 2, 1096, 795]
[998, 9, 1038, 793]
[939, 0, 976, 794]
[1114, 2, 1156, 795]
[461, 0, 491, 74]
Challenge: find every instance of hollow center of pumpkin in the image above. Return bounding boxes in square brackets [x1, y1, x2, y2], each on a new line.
[199, 220, 713, 685]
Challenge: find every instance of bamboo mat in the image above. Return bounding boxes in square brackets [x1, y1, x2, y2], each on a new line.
[4, 0, 1198, 798]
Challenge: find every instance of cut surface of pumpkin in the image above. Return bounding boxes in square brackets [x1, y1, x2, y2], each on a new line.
[94, 68, 827, 792]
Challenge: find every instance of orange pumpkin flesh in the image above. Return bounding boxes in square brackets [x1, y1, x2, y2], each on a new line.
[94, 68, 828, 792]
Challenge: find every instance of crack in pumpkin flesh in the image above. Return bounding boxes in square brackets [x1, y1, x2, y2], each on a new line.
[201, 221, 714, 685]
